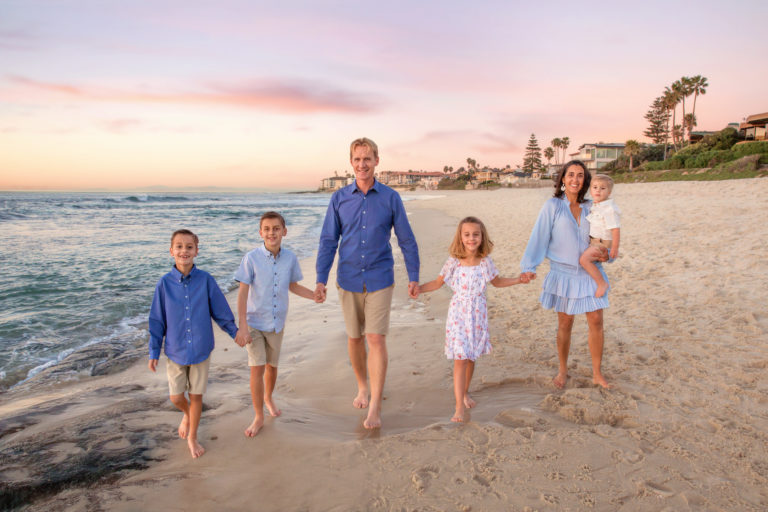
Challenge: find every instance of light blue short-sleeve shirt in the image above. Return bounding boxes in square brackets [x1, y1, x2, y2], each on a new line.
[234, 245, 303, 333]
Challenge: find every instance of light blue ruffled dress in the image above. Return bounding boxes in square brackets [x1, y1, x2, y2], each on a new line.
[520, 196, 609, 315]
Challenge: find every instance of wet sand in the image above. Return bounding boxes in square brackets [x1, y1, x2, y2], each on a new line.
[2, 179, 768, 511]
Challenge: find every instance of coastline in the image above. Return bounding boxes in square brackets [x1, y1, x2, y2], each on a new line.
[2, 180, 768, 510]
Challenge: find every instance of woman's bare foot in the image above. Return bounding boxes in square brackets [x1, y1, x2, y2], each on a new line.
[463, 394, 476, 409]
[451, 407, 465, 423]
[595, 281, 608, 298]
[593, 374, 612, 389]
[363, 406, 381, 429]
[178, 414, 190, 439]
[244, 416, 264, 437]
[264, 397, 282, 417]
[187, 437, 205, 458]
[353, 389, 369, 409]
[553, 370, 569, 389]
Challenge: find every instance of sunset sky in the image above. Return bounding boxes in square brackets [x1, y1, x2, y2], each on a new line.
[2, 1, 767, 190]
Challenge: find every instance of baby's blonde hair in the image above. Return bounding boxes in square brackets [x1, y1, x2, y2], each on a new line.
[449, 216, 494, 258]
[593, 174, 614, 193]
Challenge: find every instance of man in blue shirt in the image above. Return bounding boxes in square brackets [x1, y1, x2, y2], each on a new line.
[315, 137, 420, 429]
[148, 229, 238, 458]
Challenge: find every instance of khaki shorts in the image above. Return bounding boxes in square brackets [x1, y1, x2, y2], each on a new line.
[166, 356, 210, 396]
[338, 284, 394, 338]
[246, 327, 285, 367]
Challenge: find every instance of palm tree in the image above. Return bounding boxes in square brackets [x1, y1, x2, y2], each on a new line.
[624, 140, 641, 171]
[551, 138, 562, 165]
[690, 75, 708, 135]
[665, 85, 682, 150]
[544, 147, 555, 167]
[662, 87, 678, 157]
[684, 113, 697, 141]
[561, 136, 570, 163]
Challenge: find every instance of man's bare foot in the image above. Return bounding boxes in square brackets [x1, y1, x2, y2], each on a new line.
[363, 408, 381, 429]
[463, 394, 476, 409]
[178, 414, 190, 439]
[244, 416, 264, 437]
[353, 390, 369, 409]
[553, 371, 568, 389]
[595, 281, 608, 298]
[593, 374, 612, 389]
[188, 437, 205, 458]
[451, 407, 465, 423]
[264, 397, 282, 417]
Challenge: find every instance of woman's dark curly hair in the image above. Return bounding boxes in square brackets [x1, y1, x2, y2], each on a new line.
[554, 160, 591, 203]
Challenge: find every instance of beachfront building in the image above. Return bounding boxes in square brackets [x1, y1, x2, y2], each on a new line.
[572, 143, 626, 171]
[376, 170, 445, 189]
[475, 169, 501, 182]
[740, 112, 768, 141]
[320, 175, 353, 191]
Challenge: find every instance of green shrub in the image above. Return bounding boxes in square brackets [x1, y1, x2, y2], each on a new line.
[684, 150, 732, 168]
[732, 141, 768, 157]
[711, 154, 761, 174]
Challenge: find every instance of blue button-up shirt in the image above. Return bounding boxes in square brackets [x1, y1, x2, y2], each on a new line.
[234, 245, 303, 333]
[316, 179, 419, 292]
[148, 265, 237, 365]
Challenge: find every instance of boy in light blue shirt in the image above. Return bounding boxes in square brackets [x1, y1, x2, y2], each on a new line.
[234, 211, 318, 437]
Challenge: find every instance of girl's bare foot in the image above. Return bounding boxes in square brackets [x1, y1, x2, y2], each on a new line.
[451, 407, 465, 423]
[178, 414, 190, 439]
[244, 416, 264, 437]
[187, 437, 205, 458]
[363, 407, 381, 429]
[264, 397, 282, 417]
[593, 374, 612, 389]
[463, 395, 476, 409]
[553, 371, 568, 389]
[353, 390, 369, 409]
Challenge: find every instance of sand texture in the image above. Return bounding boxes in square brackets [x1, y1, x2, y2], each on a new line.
[1, 179, 767, 511]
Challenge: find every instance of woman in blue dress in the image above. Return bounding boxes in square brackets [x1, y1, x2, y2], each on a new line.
[520, 160, 611, 389]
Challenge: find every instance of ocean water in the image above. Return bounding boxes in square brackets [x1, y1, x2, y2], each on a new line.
[0, 191, 331, 390]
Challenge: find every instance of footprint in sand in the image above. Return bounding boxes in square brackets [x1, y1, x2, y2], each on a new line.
[411, 464, 440, 492]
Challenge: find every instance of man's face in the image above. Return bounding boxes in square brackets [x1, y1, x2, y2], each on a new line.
[350, 144, 379, 184]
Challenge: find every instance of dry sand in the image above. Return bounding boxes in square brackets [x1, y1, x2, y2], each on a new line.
[2, 179, 768, 511]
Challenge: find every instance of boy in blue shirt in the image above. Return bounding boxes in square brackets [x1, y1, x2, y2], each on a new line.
[233, 211, 318, 437]
[148, 229, 238, 458]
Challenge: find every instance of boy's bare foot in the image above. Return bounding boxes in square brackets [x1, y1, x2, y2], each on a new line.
[593, 374, 612, 389]
[595, 281, 608, 298]
[264, 398, 282, 417]
[451, 407, 465, 423]
[553, 371, 568, 389]
[353, 390, 369, 409]
[244, 416, 264, 437]
[363, 407, 381, 429]
[188, 437, 205, 458]
[463, 395, 476, 409]
[178, 414, 190, 439]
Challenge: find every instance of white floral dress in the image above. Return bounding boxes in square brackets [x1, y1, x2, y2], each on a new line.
[441, 256, 499, 360]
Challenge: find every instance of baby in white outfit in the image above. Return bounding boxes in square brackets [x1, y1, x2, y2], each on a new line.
[580, 174, 621, 298]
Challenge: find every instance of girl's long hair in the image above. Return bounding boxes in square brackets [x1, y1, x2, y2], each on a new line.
[449, 216, 494, 258]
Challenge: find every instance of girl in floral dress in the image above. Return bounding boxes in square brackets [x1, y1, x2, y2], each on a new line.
[419, 216, 528, 422]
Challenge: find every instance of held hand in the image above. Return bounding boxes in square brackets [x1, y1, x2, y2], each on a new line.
[521, 272, 537, 283]
[519, 273, 530, 284]
[314, 283, 327, 303]
[408, 281, 419, 299]
[235, 328, 252, 347]
[598, 247, 610, 262]
[148, 359, 158, 372]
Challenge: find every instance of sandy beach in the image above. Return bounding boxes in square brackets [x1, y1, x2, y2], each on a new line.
[2, 179, 768, 511]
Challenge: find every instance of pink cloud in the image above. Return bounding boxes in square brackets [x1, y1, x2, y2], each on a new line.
[8, 75, 381, 113]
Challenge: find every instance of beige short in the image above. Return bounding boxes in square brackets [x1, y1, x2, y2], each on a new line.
[337, 284, 394, 338]
[166, 356, 210, 396]
[589, 236, 613, 250]
[246, 327, 284, 367]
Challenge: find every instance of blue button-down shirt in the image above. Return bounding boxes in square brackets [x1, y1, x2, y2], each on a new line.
[234, 245, 303, 333]
[148, 266, 237, 365]
[316, 179, 419, 293]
